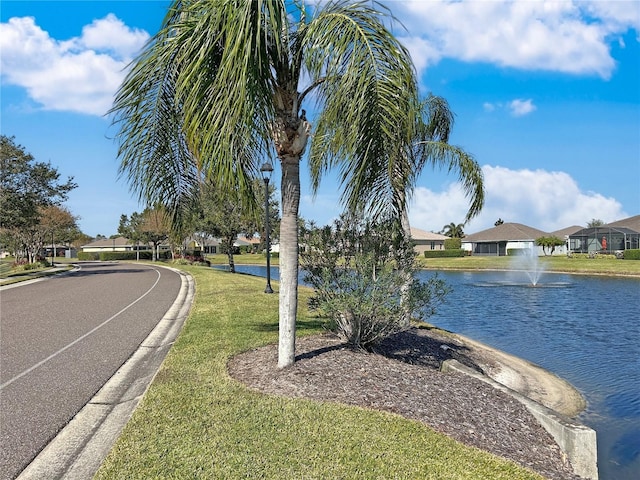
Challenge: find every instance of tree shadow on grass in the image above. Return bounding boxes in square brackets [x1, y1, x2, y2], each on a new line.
[249, 317, 326, 333]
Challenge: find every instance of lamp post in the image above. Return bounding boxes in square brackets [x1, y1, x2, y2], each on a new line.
[260, 161, 274, 294]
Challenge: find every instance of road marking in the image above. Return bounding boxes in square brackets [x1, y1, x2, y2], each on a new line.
[0, 266, 162, 391]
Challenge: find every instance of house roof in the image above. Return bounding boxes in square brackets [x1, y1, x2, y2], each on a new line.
[81, 236, 131, 248]
[410, 227, 448, 241]
[570, 215, 640, 237]
[551, 225, 583, 238]
[462, 223, 547, 243]
[605, 214, 640, 233]
[237, 236, 261, 245]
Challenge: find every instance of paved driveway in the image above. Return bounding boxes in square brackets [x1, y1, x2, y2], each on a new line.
[0, 262, 187, 479]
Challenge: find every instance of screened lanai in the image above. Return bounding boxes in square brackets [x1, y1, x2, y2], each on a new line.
[569, 226, 640, 253]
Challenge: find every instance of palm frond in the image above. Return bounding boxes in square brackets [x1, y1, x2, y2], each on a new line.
[304, 1, 418, 216]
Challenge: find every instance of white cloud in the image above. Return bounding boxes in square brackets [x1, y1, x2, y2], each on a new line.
[74, 14, 149, 60]
[0, 15, 149, 116]
[408, 165, 627, 234]
[397, 35, 442, 74]
[394, 0, 639, 78]
[482, 99, 536, 116]
[483, 102, 496, 112]
[508, 98, 537, 117]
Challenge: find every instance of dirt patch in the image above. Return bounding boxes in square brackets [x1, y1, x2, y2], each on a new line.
[228, 327, 582, 480]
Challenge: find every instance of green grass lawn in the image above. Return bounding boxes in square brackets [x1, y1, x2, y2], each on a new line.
[416, 254, 640, 276]
[0, 260, 73, 285]
[95, 265, 544, 480]
[206, 251, 640, 276]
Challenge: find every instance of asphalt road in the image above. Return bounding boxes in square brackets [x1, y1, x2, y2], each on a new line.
[0, 262, 185, 480]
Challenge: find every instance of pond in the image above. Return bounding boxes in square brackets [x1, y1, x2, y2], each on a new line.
[215, 264, 639, 480]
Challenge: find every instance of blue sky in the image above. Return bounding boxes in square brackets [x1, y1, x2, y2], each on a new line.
[2, 0, 639, 237]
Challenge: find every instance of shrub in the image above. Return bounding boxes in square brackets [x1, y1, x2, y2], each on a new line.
[98, 251, 154, 261]
[302, 214, 449, 350]
[77, 252, 100, 260]
[444, 238, 461, 250]
[623, 249, 640, 260]
[173, 254, 211, 266]
[424, 249, 465, 258]
[22, 262, 45, 270]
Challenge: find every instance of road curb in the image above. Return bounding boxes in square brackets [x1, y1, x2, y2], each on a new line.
[17, 267, 195, 480]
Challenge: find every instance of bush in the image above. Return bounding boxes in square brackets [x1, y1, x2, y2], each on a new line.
[302, 214, 449, 350]
[23, 261, 47, 270]
[444, 238, 461, 250]
[78, 251, 159, 261]
[173, 254, 211, 266]
[623, 249, 640, 260]
[78, 252, 100, 260]
[98, 251, 154, 261]
[571, 252, 618, 260]
[424, 249, 465, 258]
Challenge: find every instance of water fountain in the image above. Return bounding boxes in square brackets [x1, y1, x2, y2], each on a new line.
[515, 249, 544, 286]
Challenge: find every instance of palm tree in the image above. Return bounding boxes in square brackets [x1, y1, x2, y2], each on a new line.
[325, 94, 483, 326]
[442, 222, 466, 238]
[110, 0, 419, 368]
[325, 94, 483, 233]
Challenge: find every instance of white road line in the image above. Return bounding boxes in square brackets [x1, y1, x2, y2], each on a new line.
[0, 266, 162, 391]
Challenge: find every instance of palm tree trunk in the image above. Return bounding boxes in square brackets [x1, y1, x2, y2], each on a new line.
[399, 206, 413, 327]
[226, 237, 236, 273]
[278, 155, 300, 368]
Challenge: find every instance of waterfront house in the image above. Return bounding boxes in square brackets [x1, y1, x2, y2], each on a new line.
[461, 223, 548, 256]
[569, 215, 640, 254]
[410, 227, 449, 255]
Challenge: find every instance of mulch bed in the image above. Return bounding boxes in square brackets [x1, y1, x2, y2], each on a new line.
[228, 327, 580, 480]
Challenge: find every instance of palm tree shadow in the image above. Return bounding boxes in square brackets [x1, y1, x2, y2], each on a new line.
[250, 318, 325, 333]
[371, 327, 484, 373]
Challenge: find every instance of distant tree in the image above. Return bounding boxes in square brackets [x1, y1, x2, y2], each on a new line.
[1, 135, 77, 231]
[587, 219, 605, 228]
[494, 218, 504, 226]
[1, 135, 77, 261]
[118, 212, 144, 258]
[139, 208, 171, 261]
[442, 222, 465, 238]
[193, 180, 272, 272]
[71, 232, 93, 250]
[535, 236, 565, 256]
[9, 205, 78, 263]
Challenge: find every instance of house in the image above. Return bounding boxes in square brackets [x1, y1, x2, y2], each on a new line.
[548, 225, 583, 256]
[81, 237, 137, 253]
[186, 235, 261, 254]
[410, 227, 448, 254]
[569, 215, 640, 254]
[185, 237, 221, 254]
[461, 223, 548, 256]
[80, 237, 170, 255]
[41, 243, 76, 258]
